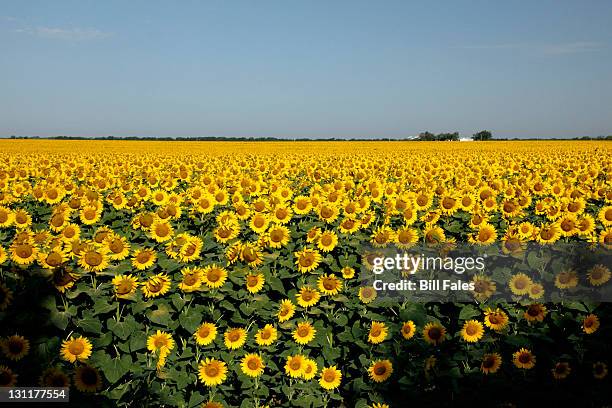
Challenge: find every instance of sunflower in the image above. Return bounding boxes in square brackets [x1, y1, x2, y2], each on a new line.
[0, 206, 14, 228]
[469, 213, 489, 229]
[359, 286, 377, 304]
[598, 206, 612, 227]
[151, 189, 169, 206]
[178, 237, 203, 263]
[583, 314, 600, 334]
[285, 355, 305, 378]
[0, 282, 13, 310]
[13, 209, 32, 229]
[317, 204, 339, 224]
[293, 321, 316, 345]
[528, 283, 545, 300]
[513, 348, 536, 369]
[535, 223, 561, 244]
[255, 324, 278, 346]
[306, 226, 322, 243]
[469, 224, 498, 246]
[296, 286, 321, 308]
[423, 198, 443, 219]
[558, 214, 578, 237]
[370, 226, 395, 247]
[214, 223, 240, 244]
[176, 267, 202, 292]
[104, 235, 131, 261]
[524, 303, 547, 322]
[201, 401, 224, 408]
[194, 322, 218, 346]
[587, 264, 611, 286]
[414, 192, 433, 210]
[198, 358, 227, 387]
[600, 229, 612, 249]
[49, 211, 68, 231]
[439, 194, 459, 215]
[484, 308, 509, 331]
[394, 227, 418, 249]
[9, 241, 38, 266]
[202, 264, 228, 289]
[38, 247, 69, 269]
[319, 366, 342, 390]
[552, 362, 571, 380]
[132, 248, 157, 270]
[317, 230, 338, 252]
[224, 327, 247, 350]
[112, 274, 139, 299]
[400, 320, 416, 340]
[555, 270, 579, 289]
[370, 404, 390, 408]
[460, 320, 484, 342]
[368, 321, 388, 344]
[39, 367, 70, 387]
[294, 248, 322, 273]
[241, 353, 265, 377]
[423, 225, 446, 245]
[79, 206, 102, 225]
[278, 299, 296, 322]
[249, 213, 270, 234]
[0, 245, 7, 265]
[317, 274, 343, 296]
[339, 217, 361, 234]
[51, 266, 79, 293]
[194, 193, 215, 214]
[147, 330, 175, 354]
[141, 274, 171, 298]
[271, 204, 293, 224]
[302, 358, 318, 380]
[423, 322, 446, 346]
[509, 273, 532, 296]
[593, 362, 608, 379]
[60, 336, 93, 363]
[341, 266, 356, 279]
[576, 215, 596, 236]
[245, 273, 265, 294]
[0, 365, 17, 387]
[293, 195, 313, 215]
[501, 231, 526, 255]
[368, 359, 393, 382]
[239, 242, 264, 267]
[1, 335, 30, 361]
[480, 353, 502, 374]
[267, 224, 290, 249]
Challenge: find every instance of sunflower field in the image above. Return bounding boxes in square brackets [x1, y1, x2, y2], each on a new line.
[0, 140, 611, 407]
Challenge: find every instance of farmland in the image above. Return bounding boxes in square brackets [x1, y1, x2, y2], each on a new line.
[0, 140, 610, 407]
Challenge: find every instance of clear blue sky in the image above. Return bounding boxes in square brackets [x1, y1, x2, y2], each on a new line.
[1, 0, 611, 139]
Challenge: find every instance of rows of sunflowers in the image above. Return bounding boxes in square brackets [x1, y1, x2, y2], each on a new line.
[0, 140, 610, 407]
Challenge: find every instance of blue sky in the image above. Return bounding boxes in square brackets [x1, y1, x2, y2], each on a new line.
[1, 0, 611, 139]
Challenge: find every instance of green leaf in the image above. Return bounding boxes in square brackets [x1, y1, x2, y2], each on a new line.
[148, 304, 172, 325]
[101, 354, 133, 384]
[107, 316, 138, 340]
[171, 293, 186, 311]
[50, 309, 70, 330]
[179, 312, 201, 333]
[268, 276, 285, 293]
[187, 391, 206, 408]
[76, 317, 103, 334]
[458, 304, 480, 320]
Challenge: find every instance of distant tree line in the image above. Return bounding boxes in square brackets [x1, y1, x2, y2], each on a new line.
[4, 133, 611, 141]
[416, 131, 460, 141]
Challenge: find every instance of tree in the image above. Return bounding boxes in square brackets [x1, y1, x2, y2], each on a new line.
[418, 131, 436, 141]
[437, 132, 459, 141]
[472, 130, 493, 141]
